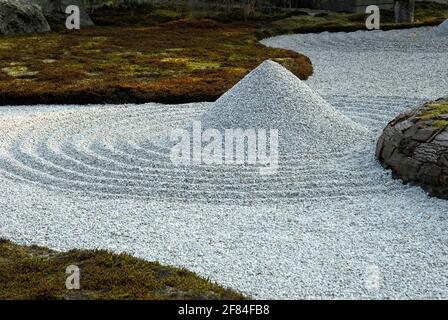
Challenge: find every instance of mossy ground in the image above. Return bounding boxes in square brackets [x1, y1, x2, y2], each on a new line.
[417, 100, 448, 127]
[2, 2, 446, 106]
[257, 2, 448, 37]
[0, 239, 247, 300]
[0, 18, 312, 105]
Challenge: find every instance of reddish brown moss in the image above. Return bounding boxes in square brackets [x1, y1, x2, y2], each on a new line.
[0, 19, 312, 106]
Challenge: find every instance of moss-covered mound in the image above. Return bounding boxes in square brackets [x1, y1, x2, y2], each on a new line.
[0, 19, 312, 106]
[376, 98, 448, 199]
[0, 239, 247, 300]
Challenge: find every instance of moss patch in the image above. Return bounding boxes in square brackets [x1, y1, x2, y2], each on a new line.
[0, 239, 247, 300]
[416, 101, 448, 127]
[432, 120, 448, 127]
[0, 19, 312, 105]
[3, 1, 445, 106]
[2, 66, 38, 78]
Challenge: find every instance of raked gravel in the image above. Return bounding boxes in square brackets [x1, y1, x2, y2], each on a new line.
[1, 27, 448, 299]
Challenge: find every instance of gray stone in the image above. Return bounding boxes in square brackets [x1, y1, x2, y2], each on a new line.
[396, 157, 421, 182]
[387, 149, 405, 171]
[439, 153, 448, 167]
[417, 163, 442, 186]
[434, 130, 448, 141]
[376, 97, 448, 199]
[400, 139, 419, 157]
[439, 175, 448, 186]
[30, 0, 93, 27]
[410, 127, 437, 142]
[394, 119, 413, 132]
[0, 0, 50, 35]
[414, 143, 448, 164]
[381, 142, 396, 164]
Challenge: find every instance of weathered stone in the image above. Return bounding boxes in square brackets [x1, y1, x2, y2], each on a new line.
[390, 130, 404, 147]
[439, 175, 448, 186]
[394, 119, 413, 132]
[439, 153, 448, 167]
[381, 142, 396, 164]
[399, 138, 419, 157]
[414, 143, 448, 164]
[376, 97, 448, 199]
[388, 149, 405, 170]
[410, 127, 437, 142]
[382, 126, 398, 140]
[417, 163, 442, 186]
[0, 0, 51, 35]
[396, 157, 421, 182]
[403, 126, 419, 139]
[375, 135, 384, 159]
[435, 130, 448, 141]
[30, 0, 93, 27]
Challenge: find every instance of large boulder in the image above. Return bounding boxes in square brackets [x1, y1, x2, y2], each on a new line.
[376, 97, 448, 199]
[30, 0, 93, 27]
[0, 0, 51, 35]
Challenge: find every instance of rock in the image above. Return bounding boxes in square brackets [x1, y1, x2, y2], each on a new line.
[0, 0, 51, 35]
[409, 127, 437, 142]
[397, 157, 421, 182]
[414, 143, 448, 163]
[439, 153, 448, 167]
[376, 97, 448, 199]
[417, 163, 442, 186]
[30, 0, 93, 27]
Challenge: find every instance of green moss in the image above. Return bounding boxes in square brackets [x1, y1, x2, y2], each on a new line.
[2, 66, 38, 78]
[418, 102, 448, 120]
[186, 61, 221, 70]
[0, 19, 312, 105]
[42, 59, 56, 64]
[415, 2, 448, 22]
[152, 9, 183, 19]
[0, 239, 248, 300]
[432, 120, 448, 128]
[160, 57, 190, 64]
[0, 43, 12, 49]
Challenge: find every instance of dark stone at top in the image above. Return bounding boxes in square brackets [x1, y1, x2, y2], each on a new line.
[30, 0, 93, 27]
[0, 0, 51, 35]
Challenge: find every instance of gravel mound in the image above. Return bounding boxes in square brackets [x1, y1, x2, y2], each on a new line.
[433, 19, 448, 36]
[200, 60, 368, 154]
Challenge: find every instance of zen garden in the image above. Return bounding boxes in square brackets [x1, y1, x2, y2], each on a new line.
[0, 0, 448, 303]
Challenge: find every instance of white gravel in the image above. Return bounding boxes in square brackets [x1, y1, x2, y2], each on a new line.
[434, 19, 448, 36]
[1, 27, 448, 299]
[200, 60, 368, 155]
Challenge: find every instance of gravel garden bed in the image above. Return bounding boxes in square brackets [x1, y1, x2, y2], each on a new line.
[1, 25, 448, 299]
